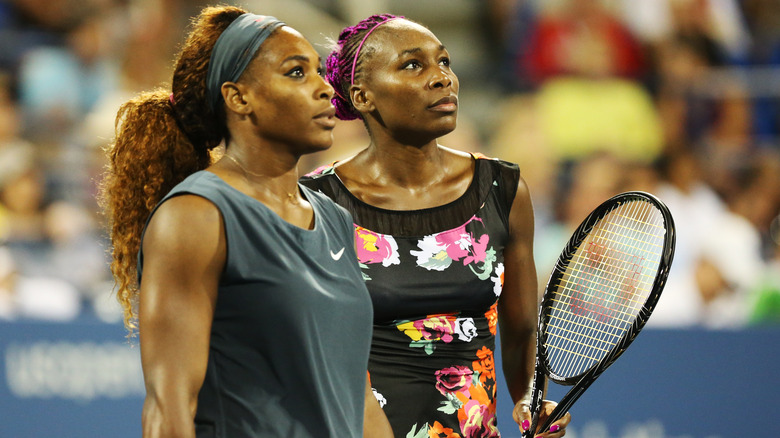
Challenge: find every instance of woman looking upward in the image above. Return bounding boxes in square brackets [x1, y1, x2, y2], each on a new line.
[302, 14, 570, 438]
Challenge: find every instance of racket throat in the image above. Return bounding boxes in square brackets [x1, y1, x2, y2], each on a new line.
[524, 372, 547, 438]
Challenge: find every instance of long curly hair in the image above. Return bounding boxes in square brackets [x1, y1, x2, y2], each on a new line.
[99, 5, 247, 331]
[325, 14, 404, 120]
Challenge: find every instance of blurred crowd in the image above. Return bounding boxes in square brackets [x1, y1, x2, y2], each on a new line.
[0, 0, 778, 328]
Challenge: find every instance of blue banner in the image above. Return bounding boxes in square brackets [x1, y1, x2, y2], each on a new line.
[0, 322, 143, 438]
[495, 328, 780, 438]
[1, 322, 778, 437]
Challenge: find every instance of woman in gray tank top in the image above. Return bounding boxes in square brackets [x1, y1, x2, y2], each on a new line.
[99, 6, 390, 438]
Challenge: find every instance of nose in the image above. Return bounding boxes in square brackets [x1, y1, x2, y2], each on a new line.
[428, 66, 453, 89]
[317, 74, 335, 100]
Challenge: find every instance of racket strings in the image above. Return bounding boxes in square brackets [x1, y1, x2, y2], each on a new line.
[549, 200, 657, 373]
[553, 255, 653, 319]
[544, 200, 666, 378]
[548, 200, 662, 374]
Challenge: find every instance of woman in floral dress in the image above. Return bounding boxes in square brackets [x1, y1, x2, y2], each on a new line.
[301, 14, 570, 438]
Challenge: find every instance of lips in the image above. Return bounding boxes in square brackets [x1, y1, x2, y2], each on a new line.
[314, 106, 336, 119]
[428, 95, 458, 112]
[313, 106, 337, 128]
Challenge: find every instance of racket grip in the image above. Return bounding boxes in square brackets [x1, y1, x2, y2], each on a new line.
[536, 384, 587, 434]
[536, 406, 565, 435]
[522, 374, 546, 438]
[522, 422, 536, 438]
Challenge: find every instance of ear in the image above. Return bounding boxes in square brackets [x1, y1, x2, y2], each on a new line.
[221, 82, 252, 115]
[350, 85, 375, 114]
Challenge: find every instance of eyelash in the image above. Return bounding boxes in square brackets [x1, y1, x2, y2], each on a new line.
[285, 66, 325, 78]
[402, 58, 451, 70]
[285, 66, 304, 77]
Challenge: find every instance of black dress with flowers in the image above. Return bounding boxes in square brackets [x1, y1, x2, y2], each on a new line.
[301, 154, 520, 438]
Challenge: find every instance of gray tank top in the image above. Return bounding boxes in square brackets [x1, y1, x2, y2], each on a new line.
[138, 171, 373, 437]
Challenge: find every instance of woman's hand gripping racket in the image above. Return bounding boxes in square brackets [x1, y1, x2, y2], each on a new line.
[523, 191, 676, 437]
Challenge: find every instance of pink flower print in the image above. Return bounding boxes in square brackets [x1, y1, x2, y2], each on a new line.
[415, 316, 456, 343]
[412, 216, 489, 272]
[434, 366, 473, 395]
[462, 234, 489, 266]
[399, 315, 458, 354]
[459, 400, 499, 438]
[437, 228, 471, 262]
[354, 226, 400, 267]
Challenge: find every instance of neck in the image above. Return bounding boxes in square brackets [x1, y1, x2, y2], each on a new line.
[359, 140, 448, 188]
[220, 142, 302, 204]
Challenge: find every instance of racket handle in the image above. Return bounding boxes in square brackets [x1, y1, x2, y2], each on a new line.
[522, 412, 538, 438]
[522, 372, 546, 438]
[536, 384, 587, 433]
[522, 419, 537, 438]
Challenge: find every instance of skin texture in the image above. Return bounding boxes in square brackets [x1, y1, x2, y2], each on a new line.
[139, 26, 391, 438]
[331, 19, 571, 437]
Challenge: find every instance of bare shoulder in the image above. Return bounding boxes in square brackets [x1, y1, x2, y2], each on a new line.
[331, 152, 360, 170]
[514, 174, 532, 206]
[438, 145, 475, 179]
[509, 174, 535, 237]
[439, 145, 473, 163]
[328, 152, 361, 180]
[143, 194, 224, 259]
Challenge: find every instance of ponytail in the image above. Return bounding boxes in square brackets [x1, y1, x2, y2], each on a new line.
[100, 89, 211, 330]
[99, 5, 249, 331]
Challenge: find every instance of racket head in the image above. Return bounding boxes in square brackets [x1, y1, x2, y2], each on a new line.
[537, 191, 675, 385]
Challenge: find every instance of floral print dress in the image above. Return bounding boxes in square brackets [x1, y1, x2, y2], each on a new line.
[301, 155, 520, 438]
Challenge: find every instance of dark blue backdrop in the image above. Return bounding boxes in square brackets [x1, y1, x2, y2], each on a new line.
[0, 321, 144, 438]
[1, 322, 778, 437]
[494, 328, 780, 437]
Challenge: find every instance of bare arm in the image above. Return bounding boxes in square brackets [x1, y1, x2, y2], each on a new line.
[363, 374, 393, 438]
[139, 195, 225, 438]
[502, 179, 572, 437]
[498, 176, 538, 403]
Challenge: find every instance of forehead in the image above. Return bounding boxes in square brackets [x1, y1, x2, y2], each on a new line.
[368, 20, 443, 56]
[254, 26, 318, 65]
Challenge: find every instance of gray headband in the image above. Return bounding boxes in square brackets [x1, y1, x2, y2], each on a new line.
[206, 13, 285, 112]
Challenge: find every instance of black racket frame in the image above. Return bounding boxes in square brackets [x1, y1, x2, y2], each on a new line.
[523, 191, 676, 437]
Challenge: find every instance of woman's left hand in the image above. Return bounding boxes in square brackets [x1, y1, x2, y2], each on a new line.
[512, 399, 571, 437]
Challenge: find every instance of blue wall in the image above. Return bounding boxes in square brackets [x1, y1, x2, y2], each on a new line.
[2, 322, 778, 437]
[0, 322, 143, 438]
[494, 328, 780, 438]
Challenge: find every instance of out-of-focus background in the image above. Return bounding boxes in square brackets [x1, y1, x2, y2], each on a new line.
[0, 0, 778, 436]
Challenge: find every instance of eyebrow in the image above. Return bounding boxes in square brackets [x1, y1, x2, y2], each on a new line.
[399, 44, 447, 57]
[280, 54, 321, 65]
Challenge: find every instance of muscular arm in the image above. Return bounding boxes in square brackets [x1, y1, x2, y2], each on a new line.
[363, 374, 393, 438]
[498, 176, 539, 403]
[138, 195, 225, 438]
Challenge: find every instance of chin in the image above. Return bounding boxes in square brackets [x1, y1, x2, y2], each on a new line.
[405, 118, 457, 138]
[300, 141, 333, 155]
[433, 123, 457, 138]
[433, 115, 457, 131]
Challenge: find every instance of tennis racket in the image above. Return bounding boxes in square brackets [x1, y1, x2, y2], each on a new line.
[523, 191, 675, 437]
